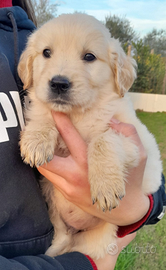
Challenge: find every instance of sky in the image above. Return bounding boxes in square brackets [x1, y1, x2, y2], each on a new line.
[54, 0, 166, 37]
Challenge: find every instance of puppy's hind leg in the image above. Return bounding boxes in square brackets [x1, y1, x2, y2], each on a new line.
[70, 222, 117, 259]
[45, 215, 73, 257]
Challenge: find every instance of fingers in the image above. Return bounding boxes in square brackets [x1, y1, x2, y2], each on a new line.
[38, 165, 70, 195]
[110, 118, 147, 162]
[38, 158, 91, 205]
[39, 112, 88, 185]
[38, 165, 66, 187]
[110, 118, 138, 139]
[39, 153, 87, 185]
[52, 111, 87, 162]
[40, 154, 73, 176]
[38, 165, 81, 202]
[110, 118, 144, 147]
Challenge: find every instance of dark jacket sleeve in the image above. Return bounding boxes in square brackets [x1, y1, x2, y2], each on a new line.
[143, 174, 166, 225]
[117, 174, 166, 237]
[0, 252, 97, 270]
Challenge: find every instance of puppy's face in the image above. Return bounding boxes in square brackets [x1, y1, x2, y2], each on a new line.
[18, 14, 136, 113]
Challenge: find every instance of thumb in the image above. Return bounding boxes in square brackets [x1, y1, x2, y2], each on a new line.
[51, 111, 87, 160]
[110, 118, 145, 150]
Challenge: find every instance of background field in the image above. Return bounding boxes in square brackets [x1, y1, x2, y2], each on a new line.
[115, 111, 166, 270]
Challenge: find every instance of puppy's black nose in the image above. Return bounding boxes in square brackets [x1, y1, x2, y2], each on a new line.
[50, 76, 71, 94]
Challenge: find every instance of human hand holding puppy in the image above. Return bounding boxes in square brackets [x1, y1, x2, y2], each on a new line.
[38, 112, 150, 227]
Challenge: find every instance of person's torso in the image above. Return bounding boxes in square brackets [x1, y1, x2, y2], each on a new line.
[0, 6, 53, 258]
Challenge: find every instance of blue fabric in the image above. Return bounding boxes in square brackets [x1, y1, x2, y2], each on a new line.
[0, 5, 53, 258]
[0, 6, 35, 30]
[130, 174, 166, 234]
[145, 174, 166, 225]
[0, 6, 94, 269]
[0, 253, 94, 270]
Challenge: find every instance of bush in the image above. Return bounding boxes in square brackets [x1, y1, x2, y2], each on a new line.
[130, 40, 166, 94]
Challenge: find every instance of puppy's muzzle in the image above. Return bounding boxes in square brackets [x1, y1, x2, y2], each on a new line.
[49, 75, 71, 95]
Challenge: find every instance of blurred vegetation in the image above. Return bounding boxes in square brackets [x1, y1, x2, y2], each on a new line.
[131, 40, 166, 94]
[105, 14, 166, 95]
[32, 0, 59, 27]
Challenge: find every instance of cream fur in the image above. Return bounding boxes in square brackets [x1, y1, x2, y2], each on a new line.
[18, 13, 162, 259]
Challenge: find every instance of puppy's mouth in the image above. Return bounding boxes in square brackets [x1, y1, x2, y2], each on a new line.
[47, 75, 72, 108]
[47, 96, 72, 108]
[53, 99, 69, 105]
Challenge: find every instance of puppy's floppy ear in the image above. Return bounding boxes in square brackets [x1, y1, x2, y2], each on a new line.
[109, 39, 137, 97]
[18, 34, 36, 90]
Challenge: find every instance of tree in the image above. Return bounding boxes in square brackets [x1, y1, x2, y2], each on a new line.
[104, 14, 138, 45]
[32, 0, 59, 27]
[144, 29, 166, 57]
[130, 40, 166, 94]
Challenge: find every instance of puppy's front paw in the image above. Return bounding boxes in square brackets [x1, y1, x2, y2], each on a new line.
[20, 129, 57, 167]
[89, 168, 125, 212]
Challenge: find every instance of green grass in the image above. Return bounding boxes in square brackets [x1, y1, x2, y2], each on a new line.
[115, 111, 166, 270]
[136, 111, 166, 176]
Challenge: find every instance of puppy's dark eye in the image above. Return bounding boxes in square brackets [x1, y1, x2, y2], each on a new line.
[83, 53, 96, 62]
[43, 49, 51, 58]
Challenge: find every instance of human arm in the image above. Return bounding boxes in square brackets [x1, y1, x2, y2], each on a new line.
[38, 112, 150, 227]
[93, 232, 137, 270]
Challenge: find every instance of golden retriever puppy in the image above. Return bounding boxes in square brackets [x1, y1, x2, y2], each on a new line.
[18, 13, 162, 259]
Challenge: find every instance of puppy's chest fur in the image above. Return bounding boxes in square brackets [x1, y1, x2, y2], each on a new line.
[56, 105, 114, 155]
